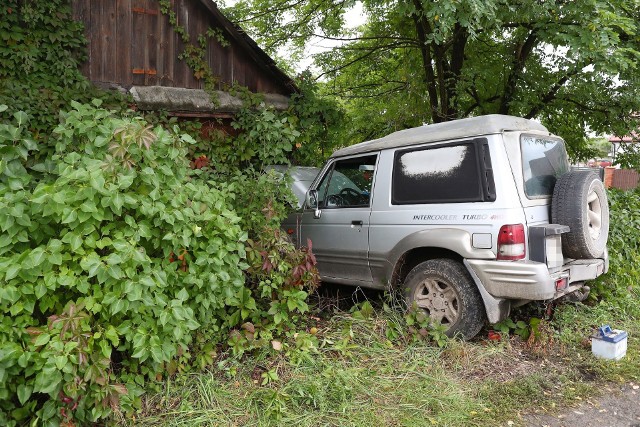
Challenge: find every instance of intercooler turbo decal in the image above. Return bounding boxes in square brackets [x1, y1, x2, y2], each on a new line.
[412, 214, 458, 221]
[412, 213, 504, 221]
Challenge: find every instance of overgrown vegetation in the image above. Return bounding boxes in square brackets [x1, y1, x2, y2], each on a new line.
[2, 0, 639, 425]
[0, 0, 126, 137]
[0, 98, 325, 425]
[158, 0, 228, 103]
[0, 1, 339, 424]
[127, 188, 640, 426]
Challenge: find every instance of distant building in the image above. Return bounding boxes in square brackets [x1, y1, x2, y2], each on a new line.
[609, 132, 638, 163]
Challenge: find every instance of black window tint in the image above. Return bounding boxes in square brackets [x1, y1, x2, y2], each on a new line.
[392, 143, 483, 204]
[318, 155, 377, 208]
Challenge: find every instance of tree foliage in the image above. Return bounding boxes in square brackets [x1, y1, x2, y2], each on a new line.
[225, 0, 640, 161]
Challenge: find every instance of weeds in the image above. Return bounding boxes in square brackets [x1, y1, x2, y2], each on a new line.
[125, 278, 640, 426]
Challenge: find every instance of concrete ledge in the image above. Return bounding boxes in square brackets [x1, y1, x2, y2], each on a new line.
[130, 86, 290, 114]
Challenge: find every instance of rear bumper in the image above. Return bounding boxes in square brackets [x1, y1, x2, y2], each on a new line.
[466, 254, 607, 301]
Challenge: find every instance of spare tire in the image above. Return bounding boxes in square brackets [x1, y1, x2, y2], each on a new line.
[551, 170, 609, 259]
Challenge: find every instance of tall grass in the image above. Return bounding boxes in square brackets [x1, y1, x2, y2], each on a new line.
[124, 315, 505, 426]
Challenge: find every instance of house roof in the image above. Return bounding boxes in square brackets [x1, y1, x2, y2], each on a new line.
[198, 0, 297, 94]
[609, 132, 638, 143]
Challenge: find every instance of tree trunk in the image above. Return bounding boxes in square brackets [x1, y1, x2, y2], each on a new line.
[409, 0, 442, 123]
[499, 29, 538, 115]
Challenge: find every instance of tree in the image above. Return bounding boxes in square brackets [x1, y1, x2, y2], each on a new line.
[224, 0, 640, 160]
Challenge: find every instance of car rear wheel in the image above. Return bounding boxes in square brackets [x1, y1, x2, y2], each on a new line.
[404, 259, 486, 339]
[551, 171, 609, 259]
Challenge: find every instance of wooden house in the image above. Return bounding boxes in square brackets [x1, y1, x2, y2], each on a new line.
[71, 0, 297, 119]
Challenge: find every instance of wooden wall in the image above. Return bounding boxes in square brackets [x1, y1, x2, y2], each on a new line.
[607, 168, 640, 190]
[72, 0, 291, 95]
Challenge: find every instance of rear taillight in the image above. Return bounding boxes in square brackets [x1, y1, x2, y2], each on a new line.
[555, 277, 568, 291]
[497, 224, 526, 260]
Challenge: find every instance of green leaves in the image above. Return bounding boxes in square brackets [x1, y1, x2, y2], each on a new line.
[33, 367, 62, 394]
[5, 264, 20, 281]
[61, 208, 78, 224]
[89, 171, 106, 192]
[34, 333, 51, 347]
[22, 247, 46, 270]
[62, 231, 83, 252]
[0, 78, 322, 426]
[16, 384, 32, 405]
[228, 0, 640, 163]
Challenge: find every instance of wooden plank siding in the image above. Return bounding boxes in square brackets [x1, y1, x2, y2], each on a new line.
[173, 0, 189, 88]
[71, 0, 293, 96]
[71, 1, 91, 77]
[116, 1, 133, 85]
[612, 169, 640, 190]
[159, 0, 175, 86]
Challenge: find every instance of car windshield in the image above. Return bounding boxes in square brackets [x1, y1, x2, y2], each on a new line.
[521, 136, 569, 198]
[326, 171, 361, 194]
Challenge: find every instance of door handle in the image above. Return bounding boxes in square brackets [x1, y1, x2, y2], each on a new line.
[351, 220, 363, 226]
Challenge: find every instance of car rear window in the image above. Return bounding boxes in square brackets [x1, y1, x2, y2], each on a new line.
[521, 136, 569, 198]
[392, 139, 494, 204]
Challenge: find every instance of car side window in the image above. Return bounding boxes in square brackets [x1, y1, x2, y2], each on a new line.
[316, 155, 377, 208]
[392, 139, 494, 204]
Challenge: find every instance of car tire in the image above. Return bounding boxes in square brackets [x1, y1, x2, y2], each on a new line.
[404, 259, 486, 339]
[551, 171, 609, 259]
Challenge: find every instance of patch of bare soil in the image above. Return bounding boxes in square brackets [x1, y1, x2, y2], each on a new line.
[443, 332, 567, 384]
[448, 344, 544, 383]
[524, 382, 640, 427]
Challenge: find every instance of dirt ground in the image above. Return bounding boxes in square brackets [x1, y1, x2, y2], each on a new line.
[525, 382, 640, 427]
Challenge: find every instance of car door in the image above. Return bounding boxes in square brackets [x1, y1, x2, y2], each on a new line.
[300, 154, 378, 285]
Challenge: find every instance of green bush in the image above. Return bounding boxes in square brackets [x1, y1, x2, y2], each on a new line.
[588, 188, 640, 299]
[0, 1, 326, 423]
[0, 101, 321, 425]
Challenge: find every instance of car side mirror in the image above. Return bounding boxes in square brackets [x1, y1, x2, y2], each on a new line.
[306, 189, 321, 219]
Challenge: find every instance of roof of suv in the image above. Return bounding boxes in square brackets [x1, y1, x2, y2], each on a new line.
[331, 114, 550, 158]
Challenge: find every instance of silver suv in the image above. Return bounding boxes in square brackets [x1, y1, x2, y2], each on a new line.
[283, 115, 609, 338]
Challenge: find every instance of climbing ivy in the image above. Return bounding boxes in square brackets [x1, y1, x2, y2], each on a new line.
[158, 0, 229, 102]
[0, 0, 126, 141]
